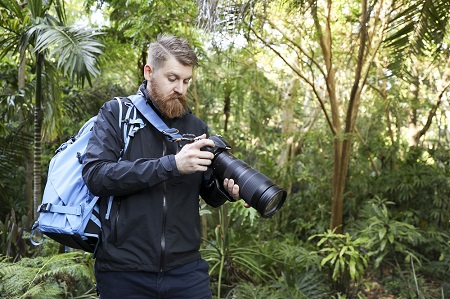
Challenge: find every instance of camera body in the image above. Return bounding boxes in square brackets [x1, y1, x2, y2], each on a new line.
[200, 134, 231, 158]
[200, 135, 286, 218]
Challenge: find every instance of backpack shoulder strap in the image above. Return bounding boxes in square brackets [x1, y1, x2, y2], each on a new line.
[114, 97, 145, 158]
[128, 94, 184, 142]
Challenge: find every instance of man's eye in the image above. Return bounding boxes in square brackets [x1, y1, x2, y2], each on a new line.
[183, 79, 191, 84]
[168, 77, 176, 82]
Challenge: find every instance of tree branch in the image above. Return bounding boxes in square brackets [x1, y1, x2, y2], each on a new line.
[249, 26, 336, 135]
[414, 81, 450, 143]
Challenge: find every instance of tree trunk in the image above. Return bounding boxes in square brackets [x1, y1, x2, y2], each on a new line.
[33, 52, 44, 220]
[223, 81, 232, 132]
[279, 79, 297, 171]
[311, 0, 346, 232]
[313, 0, 373, 233]
[18, 52, 33, 226]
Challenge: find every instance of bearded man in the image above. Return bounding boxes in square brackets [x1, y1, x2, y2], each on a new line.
[82, 34, 242, 298]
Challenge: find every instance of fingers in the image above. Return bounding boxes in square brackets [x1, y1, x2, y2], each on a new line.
[190, 134, 214, 150]
[175, 136, 215, 175]
[224, 178, 250, 208]
[223, 178, 240, 201]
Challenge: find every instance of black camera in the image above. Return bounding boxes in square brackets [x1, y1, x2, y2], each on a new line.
[202, 135, 287, 218]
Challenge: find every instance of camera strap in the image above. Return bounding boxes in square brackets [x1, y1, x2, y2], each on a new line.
[128, 94, 185, 142]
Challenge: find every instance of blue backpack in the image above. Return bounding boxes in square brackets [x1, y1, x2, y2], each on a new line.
[31, 97, 145, 252]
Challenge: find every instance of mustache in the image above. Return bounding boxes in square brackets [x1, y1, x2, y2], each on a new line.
[167, 93, 186, 102]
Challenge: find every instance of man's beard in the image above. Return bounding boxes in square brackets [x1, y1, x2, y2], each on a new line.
[148, 78, 188, 119]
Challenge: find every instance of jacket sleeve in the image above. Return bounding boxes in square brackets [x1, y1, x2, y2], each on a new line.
[82, 100, 181, 197]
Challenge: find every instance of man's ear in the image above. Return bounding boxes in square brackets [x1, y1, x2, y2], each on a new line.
[143, 64, 153, 80]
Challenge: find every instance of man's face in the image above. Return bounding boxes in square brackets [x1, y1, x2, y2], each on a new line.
[144, 57, 193, 119]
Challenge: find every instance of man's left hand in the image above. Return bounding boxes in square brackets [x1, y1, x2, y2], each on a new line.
[223, 178, 250, 208]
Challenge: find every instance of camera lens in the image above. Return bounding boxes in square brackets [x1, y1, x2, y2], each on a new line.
[259, 187, 286, 218]
[211, 148, 286, 218]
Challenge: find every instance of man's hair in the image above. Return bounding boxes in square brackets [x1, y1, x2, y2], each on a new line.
[147, 34, 198, 71]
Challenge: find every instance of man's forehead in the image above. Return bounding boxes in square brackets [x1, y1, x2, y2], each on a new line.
[160, 57, 193, 78]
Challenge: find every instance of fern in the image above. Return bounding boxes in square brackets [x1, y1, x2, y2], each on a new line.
[272, 240, 322, 272]
[20, 282, 63, 299]
[0, 252, 96, 298]
[0, 263, 38, 296]
[227, 282, 286, 299]
[227, 271, 330, 299]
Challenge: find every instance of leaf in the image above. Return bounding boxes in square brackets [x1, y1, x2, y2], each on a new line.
[320, 253, 335, 266]
[388, 233, 394, 244]
[380, 239, 387, 251]
[349, 258, 357, 280]
[339, 246, 348, 257]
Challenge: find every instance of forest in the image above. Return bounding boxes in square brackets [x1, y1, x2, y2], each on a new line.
[0, 0, 449, 298]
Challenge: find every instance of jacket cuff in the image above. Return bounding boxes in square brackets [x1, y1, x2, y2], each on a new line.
[161, 155, 180, 177]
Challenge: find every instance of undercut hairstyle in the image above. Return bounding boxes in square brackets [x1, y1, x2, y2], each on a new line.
[147, 34, 199, 71]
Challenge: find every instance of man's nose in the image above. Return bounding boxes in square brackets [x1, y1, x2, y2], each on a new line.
[174, 81, 186, 95]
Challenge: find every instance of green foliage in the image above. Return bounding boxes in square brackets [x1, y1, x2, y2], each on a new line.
[209, 234, 330, 298]
[0, 209, 30, 260]
[271, 239, 322, 272]
[226, 282, 287, 299]
[286, 129, 334, 239]
[270, 271, 330, 299]
[228, 271, 329, 299]
[345, 197, 449, 297]
[384, 0, 450, 70]
[420, 230, 450, 281]
[0, 61, 34, 218]
[0, 251, 96, 298]
[356, 198, 424, 269]
[201, 221, 278, 297]
[381, 259, 446, 299]
[268, 238, 331, 298]
[29, 23, 104, 86]
[310, 229, 369, 296]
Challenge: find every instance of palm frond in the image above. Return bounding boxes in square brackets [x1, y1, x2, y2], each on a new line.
[385, 0, 450, 56]
[32, 24, 105, 86]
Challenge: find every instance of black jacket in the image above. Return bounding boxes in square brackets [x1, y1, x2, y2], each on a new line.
[82, 84, 228, 272]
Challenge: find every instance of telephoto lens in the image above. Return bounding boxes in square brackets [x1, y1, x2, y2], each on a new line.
[206, 135, 287, 218]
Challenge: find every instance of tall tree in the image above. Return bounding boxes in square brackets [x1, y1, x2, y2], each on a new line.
[0, 0, 104, 219]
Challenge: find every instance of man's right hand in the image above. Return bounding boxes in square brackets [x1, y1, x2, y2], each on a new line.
[175, 134, 215, 174]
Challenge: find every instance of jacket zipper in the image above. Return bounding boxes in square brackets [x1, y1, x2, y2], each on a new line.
[114, 199, 121, 243]
[160, 141, 168, 272]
